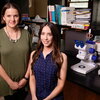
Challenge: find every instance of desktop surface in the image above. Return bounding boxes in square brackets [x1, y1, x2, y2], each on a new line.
[67, 66, 100, 94]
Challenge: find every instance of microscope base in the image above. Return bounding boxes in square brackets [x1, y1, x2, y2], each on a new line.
[71, 61, 98, 74]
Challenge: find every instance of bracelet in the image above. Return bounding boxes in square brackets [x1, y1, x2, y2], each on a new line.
[23, 77, 29, 81]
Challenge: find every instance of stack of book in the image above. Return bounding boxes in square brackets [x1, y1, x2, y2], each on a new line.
[22, 13, 30, 21]
[71, 9, 91, 30]
[47, 5, 91, 30]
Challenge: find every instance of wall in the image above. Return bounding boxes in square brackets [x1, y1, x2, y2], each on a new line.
[92, 0, 100, 30]
[28, 0, 65, 18]
[34, 0, 47, 18]
[29, 0, 35, 17]
[29, 0, 47, 18]
[14, 0, 29, 14]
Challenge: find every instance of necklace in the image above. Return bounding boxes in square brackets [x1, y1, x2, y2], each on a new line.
[5, 27, 19, 43]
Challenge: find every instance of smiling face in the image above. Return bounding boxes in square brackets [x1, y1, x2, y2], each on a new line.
[3, 8, 19, 28]
[40, 25, 53, 48]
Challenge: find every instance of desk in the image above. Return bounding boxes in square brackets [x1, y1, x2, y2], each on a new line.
[66, 55, 100, 94]
[64, 50, 100, 94]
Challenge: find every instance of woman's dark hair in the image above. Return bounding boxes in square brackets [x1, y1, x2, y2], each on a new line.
[32, 22, 63, 78]
[1, 2, 21, 24]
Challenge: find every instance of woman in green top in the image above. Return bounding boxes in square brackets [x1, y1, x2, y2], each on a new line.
[0, 2, 32, 100]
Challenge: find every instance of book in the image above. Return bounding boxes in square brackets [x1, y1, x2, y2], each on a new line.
[55, 4, 64, 24]
[75, 13, 91, 19]
[60, 7, 75, 25]
[61, 7, 69, 25]
[48, 5, 56, 23]
[71, 23, 90, 30]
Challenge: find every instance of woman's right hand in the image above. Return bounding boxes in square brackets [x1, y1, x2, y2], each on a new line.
[0, 65, 19, 90]
[8, 81, 19, 90]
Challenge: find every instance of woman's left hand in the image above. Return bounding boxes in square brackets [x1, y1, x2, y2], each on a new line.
[18, 78, 27, 89]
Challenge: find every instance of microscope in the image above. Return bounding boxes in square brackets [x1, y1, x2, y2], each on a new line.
[71, 40, 98, 74]
[95, 39, 100, 66]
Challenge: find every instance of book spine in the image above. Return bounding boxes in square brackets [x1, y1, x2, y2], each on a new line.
[61, 7, 69, 25]
[55, 5, 64, 25]
[48, 5, 56, 23]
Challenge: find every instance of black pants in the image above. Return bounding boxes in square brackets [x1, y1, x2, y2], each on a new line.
[4, 89, 28, 100]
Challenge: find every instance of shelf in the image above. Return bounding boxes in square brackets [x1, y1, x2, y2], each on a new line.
[22, 20, 45, 25]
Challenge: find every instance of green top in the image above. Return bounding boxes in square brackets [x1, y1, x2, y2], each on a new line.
[0, 28, 32, 96]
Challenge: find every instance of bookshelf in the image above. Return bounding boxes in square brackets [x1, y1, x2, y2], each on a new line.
[47, 0, 95, 53]
[48, 1, 92, 30]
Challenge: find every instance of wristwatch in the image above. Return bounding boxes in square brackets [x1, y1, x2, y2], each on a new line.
[23, 76, 29, 81]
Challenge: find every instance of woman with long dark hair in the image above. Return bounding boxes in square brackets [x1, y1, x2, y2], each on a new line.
[29, 22, 67, 100]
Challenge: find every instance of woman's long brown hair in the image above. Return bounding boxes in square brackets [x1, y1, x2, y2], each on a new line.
[31, 22, 63, 78]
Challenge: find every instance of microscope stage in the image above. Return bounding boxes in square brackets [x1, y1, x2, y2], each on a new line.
[71, 62, 98, 74]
